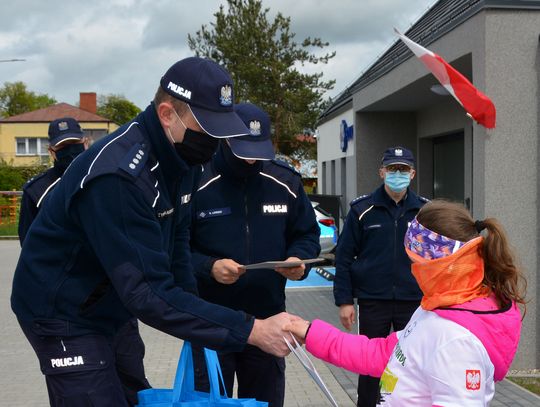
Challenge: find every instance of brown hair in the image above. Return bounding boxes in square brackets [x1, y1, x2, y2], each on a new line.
[416, 199, 527, 309]
[153, 87, 189, 116]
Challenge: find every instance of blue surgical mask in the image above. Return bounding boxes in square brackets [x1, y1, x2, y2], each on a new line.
[385, 171, 410, 192]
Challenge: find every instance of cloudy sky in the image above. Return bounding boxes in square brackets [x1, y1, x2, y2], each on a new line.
[0, 0, 435, 109]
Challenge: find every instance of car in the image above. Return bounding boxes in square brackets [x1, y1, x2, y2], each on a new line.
[311, 201, 338, 254]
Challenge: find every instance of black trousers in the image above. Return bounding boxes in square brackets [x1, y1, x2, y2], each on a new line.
[20, 319, 150, 406]
[355, 299, 419, 407]
[193, 344, 286, 407]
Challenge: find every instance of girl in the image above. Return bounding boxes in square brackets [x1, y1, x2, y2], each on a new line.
[285, 200, 526, 406]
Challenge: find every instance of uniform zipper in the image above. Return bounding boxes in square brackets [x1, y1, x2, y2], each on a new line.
[244, 185, 251, 263]
[393, 219, 397, 297]
[393, 211, 407, 297]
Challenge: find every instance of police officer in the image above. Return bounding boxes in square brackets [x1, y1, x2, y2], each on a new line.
[333, 146, 427, 407]
[18, 117, 88, 244]
[190, 103, 320, 407]
[17, 117, 151, 405]
[11, 58, 297, 407]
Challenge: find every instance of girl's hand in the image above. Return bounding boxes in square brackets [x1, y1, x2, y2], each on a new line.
[283, 319, 311, 343]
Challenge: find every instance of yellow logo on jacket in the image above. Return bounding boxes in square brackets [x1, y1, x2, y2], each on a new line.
[380, 366, 399, 394]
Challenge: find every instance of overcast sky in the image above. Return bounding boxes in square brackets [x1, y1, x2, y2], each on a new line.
[0, 0, 435, 109]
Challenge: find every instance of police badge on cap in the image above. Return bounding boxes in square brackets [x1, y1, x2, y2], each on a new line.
[220, 85, 232, 106]
[249, 120, 261, 136]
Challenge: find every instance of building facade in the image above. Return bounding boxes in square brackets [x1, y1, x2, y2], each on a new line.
[317, 0, 540, 370]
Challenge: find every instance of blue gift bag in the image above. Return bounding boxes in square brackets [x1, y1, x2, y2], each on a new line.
[137, 342, 268, 407]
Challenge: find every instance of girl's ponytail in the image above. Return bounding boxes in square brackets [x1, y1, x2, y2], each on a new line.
[481, 218, 527, 308]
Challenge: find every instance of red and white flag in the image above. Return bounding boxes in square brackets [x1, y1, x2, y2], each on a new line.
[394, 28, 496, 129]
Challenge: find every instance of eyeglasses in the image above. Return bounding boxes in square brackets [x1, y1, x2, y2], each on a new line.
[385, 164, 412, 173]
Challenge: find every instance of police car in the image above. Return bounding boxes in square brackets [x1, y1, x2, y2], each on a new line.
[311, 201, 337, 254]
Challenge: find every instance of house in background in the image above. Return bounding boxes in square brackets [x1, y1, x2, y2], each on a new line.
[0, 92, 119, 166]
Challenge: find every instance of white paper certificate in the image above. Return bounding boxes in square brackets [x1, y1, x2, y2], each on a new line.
[283, 333, 339, 407]
[239, 258, 325, 270]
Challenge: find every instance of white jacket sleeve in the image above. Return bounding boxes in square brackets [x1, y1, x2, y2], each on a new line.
[425, 335, 495, 407]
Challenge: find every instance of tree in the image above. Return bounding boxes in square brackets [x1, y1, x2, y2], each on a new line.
[188, 0, 335, 159]
[97, 94, 141, 125]
[0, 82, 56, 118]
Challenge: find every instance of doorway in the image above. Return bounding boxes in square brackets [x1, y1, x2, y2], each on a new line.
[433, 132, 465, 203]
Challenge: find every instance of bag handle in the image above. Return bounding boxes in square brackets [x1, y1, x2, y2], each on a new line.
[171, 342, 195, 401]
[171, 342, 229, 402]
[203, 346, 229, 402]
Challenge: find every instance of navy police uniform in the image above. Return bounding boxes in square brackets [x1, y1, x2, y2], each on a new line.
[18, 154, 154, 406]
[18, 166, 63, 244]
[190, 145, 320, 406]
[11, 105, 254, 406]
[334, 184, 427, 406]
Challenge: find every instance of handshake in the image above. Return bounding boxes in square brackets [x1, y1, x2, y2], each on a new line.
[247, 312, 311, 357]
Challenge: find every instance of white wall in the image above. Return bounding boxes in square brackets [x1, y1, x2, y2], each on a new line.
[316, 108, 354, 197]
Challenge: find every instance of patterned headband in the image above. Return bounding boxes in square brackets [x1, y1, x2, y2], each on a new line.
[404, 217, 465, 260]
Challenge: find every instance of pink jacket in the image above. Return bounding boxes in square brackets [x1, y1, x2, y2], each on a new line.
[306, 296, 521, 384]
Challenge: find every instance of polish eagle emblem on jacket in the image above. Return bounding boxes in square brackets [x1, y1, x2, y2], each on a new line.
[466, 370, 481, 390]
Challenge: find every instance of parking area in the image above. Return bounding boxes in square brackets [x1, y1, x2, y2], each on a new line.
[1, 241, 539, 406]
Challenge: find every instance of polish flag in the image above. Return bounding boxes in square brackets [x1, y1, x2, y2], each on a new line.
[394, 28, 496, 129]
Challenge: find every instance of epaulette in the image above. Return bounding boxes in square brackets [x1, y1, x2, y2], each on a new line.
[23, 171, 49, 190]
[118, 143, 150, 177]
[270, 159, 301, 176]
[418, 195, 430, 203]
[350, 194, 371, 206]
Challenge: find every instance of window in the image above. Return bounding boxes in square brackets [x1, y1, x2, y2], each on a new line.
[331, 160, 336, 195]
[83, 129, 108, 143]
[16, 138, 49, 156]
[340, 157, 346, 196]
[322, 162, 327, 194]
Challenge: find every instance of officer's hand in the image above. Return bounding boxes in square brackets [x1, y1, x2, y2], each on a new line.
[275, 257, 305, 280]
[339, 304, 355, 331]
[247, 312, 302, 357]
[211, 259, 244, 284]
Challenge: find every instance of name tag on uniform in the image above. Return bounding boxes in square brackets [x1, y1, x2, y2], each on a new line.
[157, 207, 175, 218]
[366, 224, 382, 229]
[197, 207, 231, 219]
[262, 204, 288, 214]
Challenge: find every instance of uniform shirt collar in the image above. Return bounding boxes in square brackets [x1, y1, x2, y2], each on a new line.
[138, 103, 190, 180]
[373, 184, 421, 210]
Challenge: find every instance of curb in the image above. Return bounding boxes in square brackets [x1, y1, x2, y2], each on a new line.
[503, 378, 540, 400]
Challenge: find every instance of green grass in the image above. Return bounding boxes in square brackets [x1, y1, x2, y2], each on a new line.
[0, 222, 18, 236]
[507, 377, 540, 396]
[0, 195, 20, 236]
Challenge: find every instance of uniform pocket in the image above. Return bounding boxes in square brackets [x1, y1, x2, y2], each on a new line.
[37, 335, 112, 376]
[53, 383, 126, 406]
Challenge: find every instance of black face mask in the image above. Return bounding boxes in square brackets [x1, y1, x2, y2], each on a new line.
[174, 129, 219, 166]
[220, 142, 261, 178]
[54, 143, 85, 171]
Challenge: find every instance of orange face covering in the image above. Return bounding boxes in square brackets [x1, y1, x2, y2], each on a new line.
[407, 237, 490, 310]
